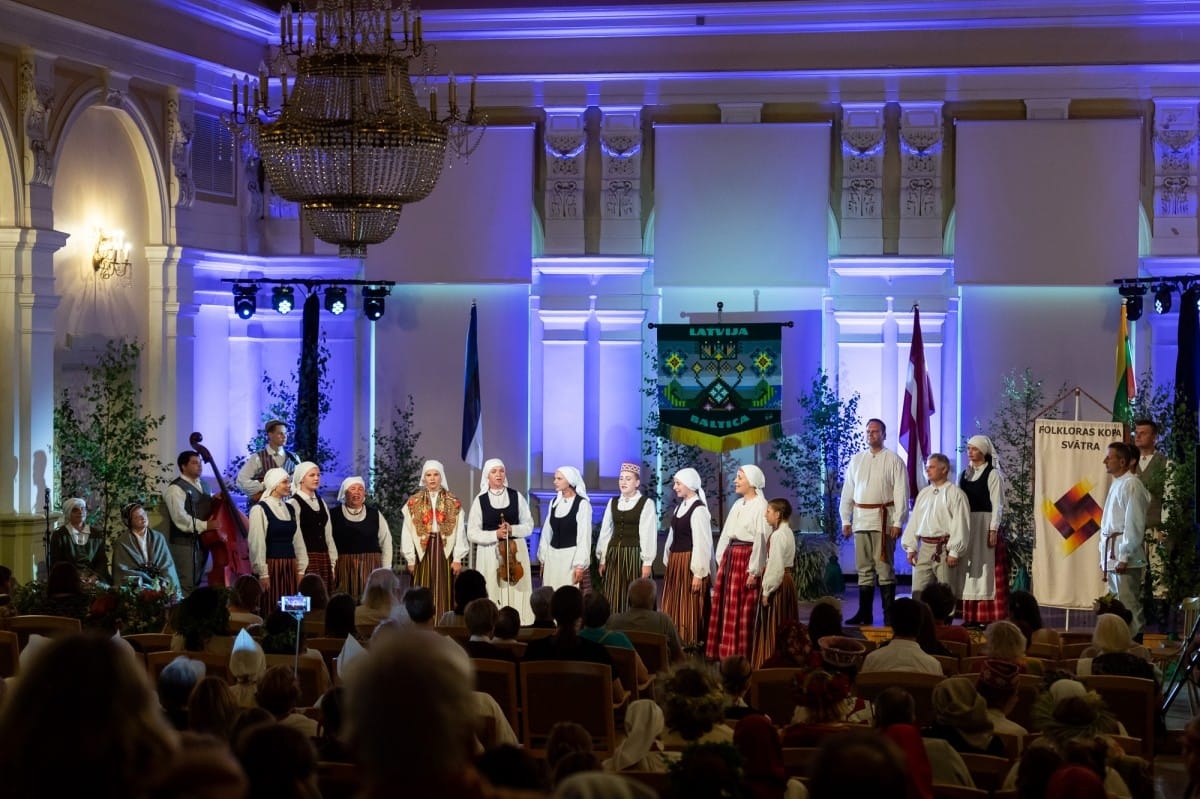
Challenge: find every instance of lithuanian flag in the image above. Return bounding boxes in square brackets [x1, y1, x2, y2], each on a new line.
[1113, 302, 1136, 422]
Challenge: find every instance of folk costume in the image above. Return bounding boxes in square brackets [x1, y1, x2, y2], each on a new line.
[49, 497, 109, 583]
[750, 517, 798, 670]
[111, 501, 182, 596]
[661, 468, 712, 649]
[248, 467, 308, 617]
[467, 458, 534, 624]
[596, 462, 658, 615]
[235, 438, 300, 501]
[902, 477, 971, 597]
[401, 460, 467, 620]
[538, 466, 593, 592]
[163, 472, 215, 594]
[330, 476, 393, 601]
[1099, 469, 1150, 636]
[839, 441, 909, 624]
[706, 465, 770, 661]
[292, 461, 339, 592]
[959, 435, 1009, 624]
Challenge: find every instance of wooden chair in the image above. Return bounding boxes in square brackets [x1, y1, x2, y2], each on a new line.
[624, 770, 674, 799]
[855, 671, 944, 727]
[1059, 632, 1093, 647]
[355, 623, 378, 641]
[473, 658, 520, 739]
[302, 618, 324, 637]
[749, 667, 806, 726]
[520, 661, 616, 756]
[1026, 641, 1061, 660]
[942, 640, 971, 660]
[934, 654, 960, 676]
[264, 653, 331, 706]
[1030, 628, 1062, 647]
[7, 614, 82, 648]
[305, 636, 349, 681]
[960, 655, 989, 673]
[1008, 674, 1042, 733]
[607, 645, 653, 700]
[517, 626, 555, 641]
[781, 747, 819, 778]
[0, 629, 18, 678]
[491, 640, 527, 659]
[1060, 642, 1090, 659]
[146, 650, 232, 683]
[624, 630, 671, 675]
[932, 786, 988, 799]
[1078, 674, 1157, 757]
[1056, 658, 1080, 675]
[316, 762, 359, 799]
[958, 753, 1013, 794]
[123, 633, 173, 654]
[993, 731, 1024, 759]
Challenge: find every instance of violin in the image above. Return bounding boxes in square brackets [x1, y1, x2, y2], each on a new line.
[496, 515, 524, 585]
[189, 431, 253, 585]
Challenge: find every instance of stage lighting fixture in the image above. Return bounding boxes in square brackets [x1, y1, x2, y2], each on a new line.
[1154, 285, 1172, 315]
[362, 285, 390, 321]
[272, 285, 295, 315]
[324, 286, 347, 315]
[1118, 284, 1145, 321]
[233, 284, 257, 320]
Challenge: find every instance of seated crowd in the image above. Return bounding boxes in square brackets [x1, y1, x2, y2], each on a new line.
[0, 564, 1185, 799]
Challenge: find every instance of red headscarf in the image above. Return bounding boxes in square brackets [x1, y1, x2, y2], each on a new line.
[881, 723, 933, 799]
[1045, 765, 1106, 799]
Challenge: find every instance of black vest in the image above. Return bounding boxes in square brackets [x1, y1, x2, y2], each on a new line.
[478, 488, 521, 530]
[670, 499, 704, 552]
[330, 505, 382, 555]
[168, 477, 212, 543]
[548, 495, 583, 549]
[959, 463, 993, 513]
[258, 501, 299, 559]
[295, 494, 330, 553]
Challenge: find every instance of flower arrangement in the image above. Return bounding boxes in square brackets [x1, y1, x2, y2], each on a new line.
[89, 578, 176, 634]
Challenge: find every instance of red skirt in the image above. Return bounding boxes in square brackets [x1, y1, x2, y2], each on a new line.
[661, 550, 708, 649]
[962, 538, 1010, 624]
[706, 541, 758, 661]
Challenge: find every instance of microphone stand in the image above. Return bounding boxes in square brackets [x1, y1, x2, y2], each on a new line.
[42, 489, 52, 581]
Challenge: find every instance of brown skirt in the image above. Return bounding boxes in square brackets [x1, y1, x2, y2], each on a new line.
[661, 550, 708, 649]
[602, 543, 643, 615]
[412, 535, 454, 619]
[263, 557, 299, 617]
[305, 551, 334, 594]
[750, 570, 799, 669]
[336, 552, 382, 602]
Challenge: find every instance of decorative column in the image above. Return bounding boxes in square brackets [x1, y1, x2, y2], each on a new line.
[1152, 99, 1200, 255]
[598, 107, 643, 255]
[839, 103, 885, 255]
[166, 88, 195, 212]
[18, 48, 55, 229]
[542, 109, 587, 254]
[898, 102, 945, 255]
[144, 245, 189, 466]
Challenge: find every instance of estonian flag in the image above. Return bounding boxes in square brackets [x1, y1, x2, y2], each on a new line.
[461, 301, 484, 469]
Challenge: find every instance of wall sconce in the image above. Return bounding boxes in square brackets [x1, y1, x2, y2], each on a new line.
[93, 229, 132, 280]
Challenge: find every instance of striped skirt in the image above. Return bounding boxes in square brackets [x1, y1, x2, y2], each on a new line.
[413, 535, 454, 620]
[263, 557, 299, 617]
[706, 541, 758, 661]
[602, 543, 642, 614]
[750, 570, 798, 669]
[661, 550, 708, 649]
[305, 551, 334, 594]
[336, 552, 382, 602]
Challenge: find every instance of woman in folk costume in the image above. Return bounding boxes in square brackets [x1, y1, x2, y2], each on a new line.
[958, 435, 1009, 625]
[49, 497, 109, 583]
[111, 500, 183, 597]
[661, 467, 713, 649]
[706, 464, 770, 661]
[248, 467, 307, 617]
[750, 498, 800, 669]
[292, 462, 338, 592]
[330, 476, 393, 601]
[401, 460, 467, 620]
[466, 458, 534, 624]
[538, 466, 593, 592]
[596, 462, 658, 614]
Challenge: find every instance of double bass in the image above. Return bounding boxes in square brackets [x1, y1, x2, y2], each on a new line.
[189, 431, 253, 585]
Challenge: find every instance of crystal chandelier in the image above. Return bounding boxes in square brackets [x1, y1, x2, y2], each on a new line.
[227, 0, 484, 258]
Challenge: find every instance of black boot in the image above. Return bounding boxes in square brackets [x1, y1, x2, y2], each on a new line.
[846, 585, 875, 626]
[880, 584, 897, 627]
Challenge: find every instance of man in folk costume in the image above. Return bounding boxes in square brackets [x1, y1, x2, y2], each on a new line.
[466, 458, 535, 624]
[163, 449, 220, 594]
[839, 418, 909, 626]
[236, 419, 300, 503]
[401, 460, 467, 620]
[1133, 419, 1170, 601]
[330, 476, 393, 601]
[1098, 442, 1150, 637]
[958, 435, 1009, 625]
[901, 454, 971, 599]
[596, 462, 658, 615]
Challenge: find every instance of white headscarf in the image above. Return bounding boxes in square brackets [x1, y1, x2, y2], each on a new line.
[59, 498, 87, 530]
[673, 467, 707, 507]
[291, 461, 319, 495]
[740, 464, 766, 491]
[419, 460, 450, 493]
[967, 435, 1002, 472]
[262, 467, 289, 499]
[338, 476, 365, 503]
[229, 628, 265, 680]
[479, 458, 508, 493]
[604, 699, 665, 772]
[553, 466, 588, 501]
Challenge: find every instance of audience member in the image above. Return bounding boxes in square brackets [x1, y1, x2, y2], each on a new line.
[476, 745, 550, 792]
[315, 686, 352, 762]
[188, 675, 239, 740]
[735, 713, 806, 799]
[439, 568, 489, 627]
[528, 584, 557, 628]
[1015, 745, 1066, 799]
[402, 585, 437, 628]
[915, 600, 952, 656]
[494, 606, 522, 642]
[297, 573, 329, 628]
[922, 581, 972, 645]
[42, 561, 92, 617]
[808, 729, 909, 799]
[719, 654, 763, 722]
[324, 592, 357, 639]
[148, 730, 249, 799]
[925, 676, 1006, 756]
[170, 586, 233, 654]
[760, 620, 823, 669]
[228, 574, 265, 629]
[580, 590, 635, 649]
[1008, 589, 1050, 642]
[986, 619, 1039, 676]
[357, 567, 400, 629]
[524, 586, 622, 704]
[256, 664, 318, 737]
[547, 721, 596, 779]
[873, 686, 971, 788]
[558, 772, 656, 799]
[604, 699, 672, 773]
[860, 598, 942, 674]
[807, 600, 862, 648]
[1046, 763, 1108, 799]
[236, 721, 321, 799]
[551, 752, 603, 788]
[159, 654, 207, 730]
[228, 627, 266, 708]
[661, 666, 734, 747]
[605, 577, 685, 663]
[782, 669, 858, 745]
[464, 596, 516, 661]
[976, 657, 1029, 735]
[229, 706, 275, 748]
[668, 741, 746, 799]
[1077, 613, 1158, 682]
[0, 563, 16, 622]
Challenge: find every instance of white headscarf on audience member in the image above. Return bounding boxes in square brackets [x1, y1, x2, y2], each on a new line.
[673, 468, 707, 508]
[739, 464, 766, 491]
[261, 467, 289, 500]
[479, 458, 509, 493]
[604, 699, 666, 772]
[291, 461, 319, 496]
[338, 476, 366, 503]
[553, 466, 589, 503]
[418, 460, 450, 493]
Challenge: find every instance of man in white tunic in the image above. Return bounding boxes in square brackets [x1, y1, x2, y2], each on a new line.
[840, 418, 909, 625]
[1098, 442, 1150, 637]
[902, 454, 971, 599]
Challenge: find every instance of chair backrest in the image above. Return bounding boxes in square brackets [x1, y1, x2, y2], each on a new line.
[1060, 642, 1090, 659]
[7, 614, 82, 648]
[305, 637, 349, 680]
[781, 747, 819, 778]
[123, 633, 174, 654]
[264, 653, 331, 707]
[1026, 641, 1061, 660]
[623, 630, 671, 676]
[1008, 675, 1043, 733]
[302, 618, 325, 637]
[958, 753, 1013, 793]
[517, 626, 555, 641]
[1078, 674, 1157, 754]
[145, 650, 232, 683]
[519, 660, 616, 756]
[1109, 734, 1147, 760]
[1056, 658, 1080, 674]
[606, 645, 647, 700]
[941, 640, 971, 660]
[492, 640, 527, 659]
[961, 655, 989, 673]
[854, 671, 945, 727]
[1059, 632, 1093, 647]
[993, 731, 1024, 759]
[473, 658, 520, 740]
[1030, 628, 1062, 646]
[749, 667, 806, 726]
[934, 654, 960, 676]
[0, 629, 19, 678]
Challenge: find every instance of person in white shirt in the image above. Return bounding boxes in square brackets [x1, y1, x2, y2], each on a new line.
[291, 461, 338, 593]
[860, 597, 943, 675]
[750, 497, 799, 669]
[538, 466, 593, 592]
[840, 418, 909, 626]
[467, 458, 534, 624]
[597, 462, 658, 614]
[247, 467, 308, 617]
[706, 464, 770, 661]
[958, 435, 1007, 626]
[1098, 442, 1150, 636]
[163, 449, 220, 594]
[902, 453, 971, 600]
[401, 460, 467, 619]
[661, 467, 713, 649]
[236, 419, 300, 501]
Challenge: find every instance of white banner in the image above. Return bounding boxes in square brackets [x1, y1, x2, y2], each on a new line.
[1031, 419, 1124, 609]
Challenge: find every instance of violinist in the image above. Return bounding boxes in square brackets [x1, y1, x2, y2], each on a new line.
[164, 450, 217, 594]
[466, 458, 534, 625]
